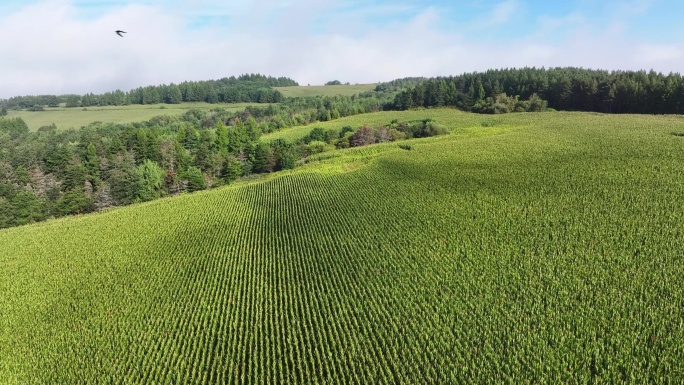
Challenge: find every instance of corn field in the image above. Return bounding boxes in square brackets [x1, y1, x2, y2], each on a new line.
[1, 110, 684, 384]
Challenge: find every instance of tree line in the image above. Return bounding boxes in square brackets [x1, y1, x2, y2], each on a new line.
[0, 74, 298, 110]
[391, 67, 684, 114]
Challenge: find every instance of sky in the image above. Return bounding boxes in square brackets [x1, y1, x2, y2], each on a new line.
[1, 0, 683, 98]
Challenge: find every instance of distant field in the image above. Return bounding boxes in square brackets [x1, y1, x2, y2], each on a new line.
[274, 83, 377, 97]
[2, 109, 684, 383]
[7, 103, 256, 131]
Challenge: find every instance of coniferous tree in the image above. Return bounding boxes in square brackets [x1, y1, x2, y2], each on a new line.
[184, 166, 206, 192]
[252, 142, 274, 173]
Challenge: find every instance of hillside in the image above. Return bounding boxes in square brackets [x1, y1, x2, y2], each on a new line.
[2, 110, 684, 383]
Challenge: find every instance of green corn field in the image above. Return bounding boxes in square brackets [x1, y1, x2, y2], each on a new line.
[1, 110, 683, 383]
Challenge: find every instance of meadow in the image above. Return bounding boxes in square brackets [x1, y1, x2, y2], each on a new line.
[273, 83, 377, 98]
[1, 110, 684, 383]
[6, 102, 256, 131]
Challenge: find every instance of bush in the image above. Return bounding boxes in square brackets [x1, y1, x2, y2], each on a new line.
[325, 129, 339, 144]
[421, 122, 448, 137]
[307, 141, 330, 155]
[335, 132, 353, 149]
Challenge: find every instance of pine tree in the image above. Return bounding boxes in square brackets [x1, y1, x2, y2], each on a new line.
[251, 142, 273, 173]
[215, 121, 230, 156]
[222, 156, 243, 182]
[83, 143, 100, 186]
[184, 166, 206, 192]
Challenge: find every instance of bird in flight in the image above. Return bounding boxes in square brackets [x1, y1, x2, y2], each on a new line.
[115, 30, 126, 37]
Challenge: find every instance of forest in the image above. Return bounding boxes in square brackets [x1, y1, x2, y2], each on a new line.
[392, 67, 684, 114]
[0, 74, 297, 110]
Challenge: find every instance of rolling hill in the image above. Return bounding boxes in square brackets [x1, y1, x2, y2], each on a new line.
[1, 110, 683, 383]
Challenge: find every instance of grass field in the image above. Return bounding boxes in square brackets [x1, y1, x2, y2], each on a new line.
[2, 110, 684, 383]
[274, 83, 377, 98]
[7, 103, 256, 131]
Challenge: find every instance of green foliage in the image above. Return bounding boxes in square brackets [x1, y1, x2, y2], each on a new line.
[184, 166, 206, 192]
[306, 140, 329, 155]
[137, 160, 165, 202]
[62, 163, 86, 192]
[251, 142, 274, 173]
[214, 121, 230, 155]
[270, 139, 299, 171]
[0, 117, 29, 139]
[108, 154, 140, 205]
[226, 122, 249, 154]
[0, 190, 45, 227]
[339, 125, 354, 137]
[472, 93, 549, 114]
[83, 143, 100, 185]
[65, 95, 81, 108]
[374, 77, 426, 93]
[304, 127, 327, 143]
[13, 165, 30, 185]
[221, 156, 243, 182]
[56, 187, 94, 216]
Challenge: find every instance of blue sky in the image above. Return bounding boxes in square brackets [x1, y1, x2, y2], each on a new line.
[1, 0, 683, 98]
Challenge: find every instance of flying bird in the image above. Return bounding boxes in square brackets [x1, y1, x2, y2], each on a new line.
[115, 30, 126, 37]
